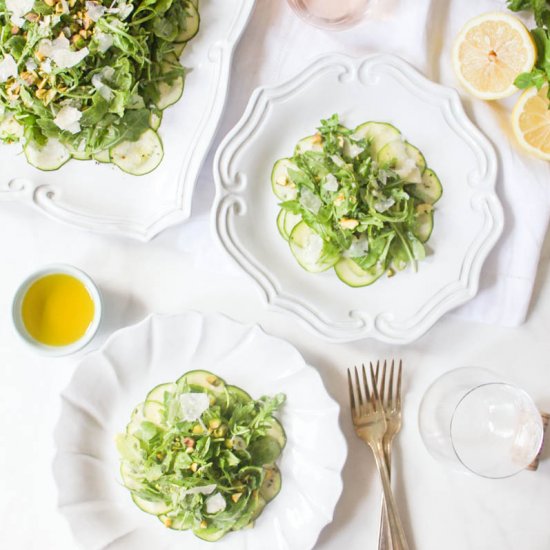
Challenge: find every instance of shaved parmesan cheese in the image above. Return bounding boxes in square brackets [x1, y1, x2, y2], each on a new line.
[54, 106, 82, 134]
[39, 37, 89, 69]
[86, 1, 106, 21]
[95, 31, 114, 53]
[374, 196, 395, 213]
[92, 67, 115, 101]
[6, 0, 34, 27]
[345, 234, 369, 258]
[323, 173, 339, 192]
[108, 1, 133, 20]
[185, 484, 217, 496]
[303, 232, 324, 265]
[40, 59, 52, 74]
[179, 393, 210, 422]
[205, 493, 226, 514]
[0, 55, 17, 83]
[300, 187, 322, 214]
[394, 158, 416, 179]
[344, 141, 364, 158]
[330, 154, 345, 168]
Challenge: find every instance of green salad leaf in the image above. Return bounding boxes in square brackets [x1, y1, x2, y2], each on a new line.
[116, 370, 286, 542]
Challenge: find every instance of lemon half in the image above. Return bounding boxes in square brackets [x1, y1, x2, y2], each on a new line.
[452, 12, 536, 100]
[512, 84, 550, 160]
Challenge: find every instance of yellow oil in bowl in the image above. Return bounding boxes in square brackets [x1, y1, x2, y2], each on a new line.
[21, 273, 95, 347]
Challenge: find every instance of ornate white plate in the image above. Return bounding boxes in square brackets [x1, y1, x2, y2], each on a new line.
[212, 53, 504, 344]
[0, 0, 255, 241]
[53, 312, 346, 550]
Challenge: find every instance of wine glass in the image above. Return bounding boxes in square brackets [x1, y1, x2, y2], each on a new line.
[287, 0, 371, 31]
[418, 367, 544, 479]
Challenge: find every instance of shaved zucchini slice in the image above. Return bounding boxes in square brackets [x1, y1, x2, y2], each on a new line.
[249, 436, 282, 466]
[174, 41, 187, 57]
[131, 493, 171, 515]
[176, 3, 200, 43]
[159, 513, 193, 530]
[177, 370, 227, 396]
[120, 462, 142, 491]
[126, 403, 144, 435]
[142, 400, 165, 425]
[265, 417, 287, 449]
[289, 221, 339, 273]
[0, 112, 23, 141]
[413, 210, 434, 243]
[67, 141, 91, 160]
[404, 142, 426, 174]
[149, 110, 162, 131]
[110, 129, 164, 176]
[352, 121, 401, 155]
[24, 138, 71, 171]
[409, 168, 442, 204]
[156, 77, 184, 110]
[226, 385, 252, 404]
[334, 257, 385, 287]
[271, 158, 299, 200]
[378, 140, 422, 184]
[146, 382, 174, 404]
[93, 149, 110, 163]
[260, 465, 282, 502]
[276, 209, 301, 241]
[294, 134, 323, 154]
[194, 525, 228, 542]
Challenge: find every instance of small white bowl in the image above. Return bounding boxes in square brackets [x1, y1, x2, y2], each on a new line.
[12, 264, 102, 357]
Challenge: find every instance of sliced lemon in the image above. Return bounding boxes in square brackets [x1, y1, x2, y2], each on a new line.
[452, 12, 536, 100]
[512, 84, 550, 160]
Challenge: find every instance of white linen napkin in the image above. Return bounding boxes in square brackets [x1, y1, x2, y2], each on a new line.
[179, 0, 550, 327]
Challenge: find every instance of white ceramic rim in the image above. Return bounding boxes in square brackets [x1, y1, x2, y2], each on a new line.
[212, 52, 504, 344]
[0, 0, 256, 241]
[52, 311, 347, 550]
[12, 263, 102, 357]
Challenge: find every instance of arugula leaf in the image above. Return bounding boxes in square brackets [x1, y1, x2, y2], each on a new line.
[509, 0, 550, 98]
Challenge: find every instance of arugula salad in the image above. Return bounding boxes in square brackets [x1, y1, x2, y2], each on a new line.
[0, 0, 200, 174]
[116, 370, 286, 542]
[272, 115, 442, 287]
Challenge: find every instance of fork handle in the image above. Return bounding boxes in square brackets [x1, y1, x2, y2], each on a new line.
[372, 443, 409, 550]
[378, 443, 393, 550]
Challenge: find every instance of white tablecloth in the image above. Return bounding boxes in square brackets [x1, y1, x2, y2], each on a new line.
[1, 1, 550, 549]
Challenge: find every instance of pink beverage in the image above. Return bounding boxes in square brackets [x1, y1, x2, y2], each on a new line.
[288, 0, 370, 30]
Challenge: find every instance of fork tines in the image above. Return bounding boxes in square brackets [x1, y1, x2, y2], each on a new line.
[347, 363, 382, 416]
[370, 359, 403, 410]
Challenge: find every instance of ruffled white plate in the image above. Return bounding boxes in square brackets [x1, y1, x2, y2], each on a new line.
[212, 53, 504, 344]
[53, 312, 346, 550]
[0, 0, 255, 241]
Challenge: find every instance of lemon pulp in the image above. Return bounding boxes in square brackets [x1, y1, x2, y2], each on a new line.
[21, 273, 95, 346]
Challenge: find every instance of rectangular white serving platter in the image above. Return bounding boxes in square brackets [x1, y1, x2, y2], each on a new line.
[0, 0, 255, 240]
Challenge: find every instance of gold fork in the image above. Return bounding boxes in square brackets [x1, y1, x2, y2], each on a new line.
[375, 360, 404, 550]
[347, 365, 410, 550]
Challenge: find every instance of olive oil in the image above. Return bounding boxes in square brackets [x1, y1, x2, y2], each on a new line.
[21, 273, 95, 346]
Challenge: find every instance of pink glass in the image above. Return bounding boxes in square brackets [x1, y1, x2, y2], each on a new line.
[287, 0, 370, 30]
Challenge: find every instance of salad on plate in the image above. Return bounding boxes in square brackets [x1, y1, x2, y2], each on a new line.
[0, 0, 200, 174]
[116, 369, 286, 542]
[272, 114, 443, 287]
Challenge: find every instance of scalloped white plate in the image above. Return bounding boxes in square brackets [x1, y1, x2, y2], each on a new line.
[0, 0, 255, 241]
[53, 312, 346, 550]
[212, 53, 504, 344]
